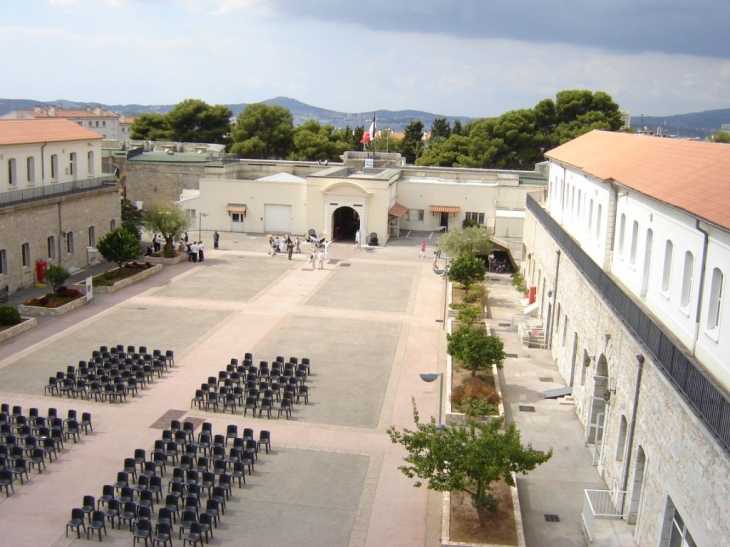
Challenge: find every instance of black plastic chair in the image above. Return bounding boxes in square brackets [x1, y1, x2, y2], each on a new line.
[104, 499, 121, 530]
[29, 447, 46, 473]
[182, 521, 203, 546]
[119, 501, 138, 532]
[258, 429, 272, 453]
[0, 469, 13, 496]
[152, 521, 174, 547]
[133, 517, 153, 546]
[66, 508, 87, 538]
[178, 509, 197, 540]
[86, 510, 108, 541]
[11, 458, 29, 484]
[81, 495, 96, 522]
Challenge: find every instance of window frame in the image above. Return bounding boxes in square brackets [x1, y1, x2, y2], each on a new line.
[465, 211, 485, 225]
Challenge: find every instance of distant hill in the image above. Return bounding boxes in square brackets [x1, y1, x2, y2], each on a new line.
[1, 97, 728, 136]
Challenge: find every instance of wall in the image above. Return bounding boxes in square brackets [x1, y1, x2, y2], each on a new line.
[124, 162, 207, 208]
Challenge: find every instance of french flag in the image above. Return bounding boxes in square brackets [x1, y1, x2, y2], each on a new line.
[360, 114, 376, 143]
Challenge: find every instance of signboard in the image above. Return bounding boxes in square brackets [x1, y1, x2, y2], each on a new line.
[364, 158, 374, 169]
[85, 276, 93, 302]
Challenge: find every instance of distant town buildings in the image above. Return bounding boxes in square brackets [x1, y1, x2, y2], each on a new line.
[0, 106, 136, 141]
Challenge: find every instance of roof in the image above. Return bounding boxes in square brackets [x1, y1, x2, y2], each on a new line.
[388, 204, 408, 218]
[0, 119, 103, 146]
[23, 107, 119, 119]
[256, 173, 305, 183]
[545, 130, 730, 231]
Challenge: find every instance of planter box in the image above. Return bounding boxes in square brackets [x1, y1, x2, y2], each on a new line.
[92, 264, 163, 294]
[19, 296, 87, 317]
[0, 317, 37, 343]
[144, 252, 188, 265]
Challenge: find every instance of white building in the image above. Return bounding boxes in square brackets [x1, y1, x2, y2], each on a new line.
[523, 130, 730, 545]
[1, 106, 124, 140]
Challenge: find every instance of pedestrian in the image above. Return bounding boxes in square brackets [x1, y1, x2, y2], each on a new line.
[268, 236, 275, 256]
[145, 245, 153, 256]
[184, 232, 189, 243]
[213, 231, 220, 250]
[294, 237, 301, 253]
[286, 238, 294, 260]
[355, 229, 361, 250]
[198, 240, 205, 262]
[190, 241, 198, 263]
[153, 233, 162, 253]
[433, 251, 438, 270]
[274, 236, 280, 255]
[419, 240, 426, 258]
[323, 240, 330, 260]
[187, 242, 194, 262]
[316, 249, 325, 269]
[308, 250, 316, 269]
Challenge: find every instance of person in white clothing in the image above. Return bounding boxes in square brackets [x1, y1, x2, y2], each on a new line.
[190, 241, 199, 263]
[198, 241, 205, 262]
[316, 249, 325, 269]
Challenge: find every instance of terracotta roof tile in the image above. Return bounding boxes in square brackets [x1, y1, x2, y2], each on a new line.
[545, 130, 730, 230]
[0, 119, 103, 146]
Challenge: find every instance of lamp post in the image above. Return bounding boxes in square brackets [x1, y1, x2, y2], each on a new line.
[198, 212, 208, 242]
[442, 261, 450, 329]
[419, 372, 444, 427]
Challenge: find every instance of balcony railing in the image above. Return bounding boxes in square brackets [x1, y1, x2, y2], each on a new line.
[581, 490, 627, 543]
[0, 176, 117, 209]
[527, 194, 730, 454]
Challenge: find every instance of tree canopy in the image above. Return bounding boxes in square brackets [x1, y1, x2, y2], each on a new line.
[438, 226, 492, 258]
[289, 120, 349, 161]
[230, 103, 294, 159]
[399, 120, 425, 164]
[130, 113, 172, 141]
[387, 402, 552, 518]
[121, 198, 144, 239]
[130, 99, 232, 143]
[141, 202, 192, 253]
[447, 327, 505, 376]
[448, 253, 486, 293]
[712, 129, 730, 143]
[96, 228, 143, 274]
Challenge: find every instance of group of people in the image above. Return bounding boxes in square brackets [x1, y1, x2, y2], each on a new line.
[308, 248, 326, 270]
[186, 240, 205, 262]
[268, 234, 301, 260]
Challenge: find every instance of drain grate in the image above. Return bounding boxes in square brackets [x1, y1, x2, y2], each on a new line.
[340, 263, 351, 267]
[544, 514, 560, 522]
[499, 322, 511, 327]
[150, 409, 187, 429]
[519, 405, 535, 412]
[505, 353, 518, 358]
[328, 259, 340, 264]
[539, 377, 554, 383]
[435, 319, 444, 323]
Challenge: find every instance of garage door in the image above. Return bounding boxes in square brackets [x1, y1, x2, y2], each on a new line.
[264, 204, 292, 234]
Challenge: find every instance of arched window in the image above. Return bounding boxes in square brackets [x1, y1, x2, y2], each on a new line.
[629, 221, 639, 265]
[588, 199, 594, 236]
[680, 251, 694, 308]
[596, 204, 602, 242]
[616, 415, 628, 461]
[618, 214, 626, 257]
[661, 240, 673, 293]
[707, 267, 724, 330]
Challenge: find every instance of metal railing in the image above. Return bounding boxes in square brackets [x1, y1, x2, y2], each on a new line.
[0, 176, 117, 209]
[582, 490, 627, 543]
[527, 194, 730, 454]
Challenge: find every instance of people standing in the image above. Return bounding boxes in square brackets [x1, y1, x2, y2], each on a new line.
[153, 233, 162, 253]
[213, 231, 220, 250]
[419, 240, 426, 258]
[323, 240, 330, 260]
[316, 249, 325, 270]
[184, 232, 189, 243]
[187, 242, 195, 262]
[198, 241, 205, 262]
[355, 229, 361, 250]
[433, 251, 439, 270]
[190, 241, 199, 263]
[308, 250, 316, 269]
[286, 238, 294, 260]
[294, 237, 301, 253]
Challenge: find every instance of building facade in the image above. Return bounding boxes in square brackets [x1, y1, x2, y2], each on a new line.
[0, 119, 120, 293]
[1, 106, 125, 140]
[522, 130, 730, 545]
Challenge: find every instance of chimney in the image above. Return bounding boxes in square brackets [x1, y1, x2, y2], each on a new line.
[34, 105, 42, 113]
[49, 106, 56, 116]
[94, 107, 102, 116]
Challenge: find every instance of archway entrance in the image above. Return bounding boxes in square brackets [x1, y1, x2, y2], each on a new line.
[331, 206, 360, 241]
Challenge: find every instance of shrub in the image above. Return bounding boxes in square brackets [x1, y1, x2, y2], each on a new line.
[45, 264, 70, 291]
[0, 305, 21, 326]
[451, 378, 501, 417]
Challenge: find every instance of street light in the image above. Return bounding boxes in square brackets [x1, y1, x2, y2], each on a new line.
[442, 260, 450, 329]
[419, 372, 444, 427]
[198, 212, 208, 241]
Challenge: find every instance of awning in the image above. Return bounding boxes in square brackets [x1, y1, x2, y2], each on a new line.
[524, 301, 540, 315]
[543, 386, 572, 399]
[225, 203, 247, 213]
[429, 205, 460, 213]
[388, 204, 408, 218]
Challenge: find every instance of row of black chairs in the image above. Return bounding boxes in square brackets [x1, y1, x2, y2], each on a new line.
[0, 405, 92, 496]
[45, 345, 175, 404]
[68, 419, 271, 544]
[191, 355, 311, 418]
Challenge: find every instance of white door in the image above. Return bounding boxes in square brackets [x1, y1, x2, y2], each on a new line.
[264, 205, 292, 233]
[231, 213, 245, 232]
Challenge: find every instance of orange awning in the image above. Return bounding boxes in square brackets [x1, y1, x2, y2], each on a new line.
[429, 205, 460, 213]
[225, 203, 247, 213]
[388, 204, 408, 218]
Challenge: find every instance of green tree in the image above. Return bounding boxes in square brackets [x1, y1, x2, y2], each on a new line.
[430, 118, 451, 140]
[387, 402, 551, 519]
[45, 264, 70, 291]
[712, 129, 730, 143]
[448, 253, 486, 294]
[456, 304, 482, 326]
[447, 327, 505, 376]
[121, 198, 144, 239]
[416, 134, 471, 167]
[452, 119, 463, 136]
[96, 228, 143, 275]
[142, 202, 192, 254]
[230, 103, 294, 159]
[165, 99, 232, 144]
[129, 113, 172, 141]
[438, 226, 492, 258]
[290, 120, 347, 161]
[399, 120, 424, 164]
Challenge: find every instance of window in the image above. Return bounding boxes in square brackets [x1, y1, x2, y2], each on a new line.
[88, 121, 93, 127]
[465, 212, 485, 225]
[680, 252, 694, 308]
[405, 209, 424, 222]
[577, 190, 582, 218]
[21, 243, 30, 268]
[588, 199, 594, 236]
[51, 154, 59, 180]
[102, 121, 106, 127]
[95, 121, 99, 127]
[0, 249, 6, 275]
[707, 267, 724, 330]
[87, 151, 94, 175]
[26, 157, 35, 184]
[88, 226, 96, 247]
[662, 501, 697, 547]
[629, 221, 639, 265]
[596, 204, 602, 242]
[8, 158, 17, 186]
[616, 416, 628, 461]
[66, 232, 75, 255]
[662, 240, 674, 293]
[562, 316, 568, 346]
[47, 236, 56, 260]
[69, 152, 76, 177]
[110, 219, 117, 231]
[618, 214, 626, 257]
[77, 122, 82, 126]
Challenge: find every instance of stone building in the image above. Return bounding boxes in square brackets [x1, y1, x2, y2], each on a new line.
[0, 119, 120, 293]
[522, 130, 730, 545]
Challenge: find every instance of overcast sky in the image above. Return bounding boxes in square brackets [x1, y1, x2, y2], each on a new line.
[2, 0, 728, 118]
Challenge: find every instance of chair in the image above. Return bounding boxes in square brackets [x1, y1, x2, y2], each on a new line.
[179, 454, 194, 472]
[181, 522, 203, 546]
[136, 505, 153, 525]
[41, 437, 57, 462]
[118, 486, 135, 506]
[170, 420, 181, 434]
[11, 458, 29, 484]
[200, 471, 215, 497]
[182, 421, 196, 442]
[257, 429, 272, 454]
[183, 493, 200, 515]
[195, 456, 210, 474]
[119, 501, 138, 531]
[138, 489, 155, 512]
[193, 433, 211, 456]
[198, 512, 215, 540]
[213, 480, 230, 506]
[66, 508, 87, 538]
[164, 493, 181, 522]
[104, 499, 121, 530]
[133, 517, 153, 546]
[223, 393, 237, 414]
[86, 511, 107, 541]
[296, 384, 309, 404]
[149, 475, 163, 502]
[243, 395, 258, 417]
[81, 494, 96, 522]
[211, 434, 226, 452]
[0, 469, 14, 496]
[178, 510, 197, 540]
[45, 377, 60, 396]
[29, 447, 46, 473]
[79, 411, 93, 434]
[278, 398, 292, 419]
[204, 392, 219, 412]
[230, 461, 246, 487]
[97, 484, 115, 509]
[258, 395, 273, 419]
[152, 521, 174, 547]
[165, 350, 175, 368]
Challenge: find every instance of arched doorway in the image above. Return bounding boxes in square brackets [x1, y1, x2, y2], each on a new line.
[331, 206, 360, 241]
[628, 446, 646, 526]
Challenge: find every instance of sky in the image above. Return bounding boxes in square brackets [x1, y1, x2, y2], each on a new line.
[2, 0, 729, 119]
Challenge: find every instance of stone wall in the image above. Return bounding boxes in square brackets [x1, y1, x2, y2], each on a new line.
[0, 187, 120, 293]
[522, 208, 730, 546]
[124, 162, 207, 207]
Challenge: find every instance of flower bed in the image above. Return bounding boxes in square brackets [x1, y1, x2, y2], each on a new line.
[144, 250, 188, 265]
[90, 263, 163, 294]
[18, 287, 87, 317]
[0, 317, 37, 343]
